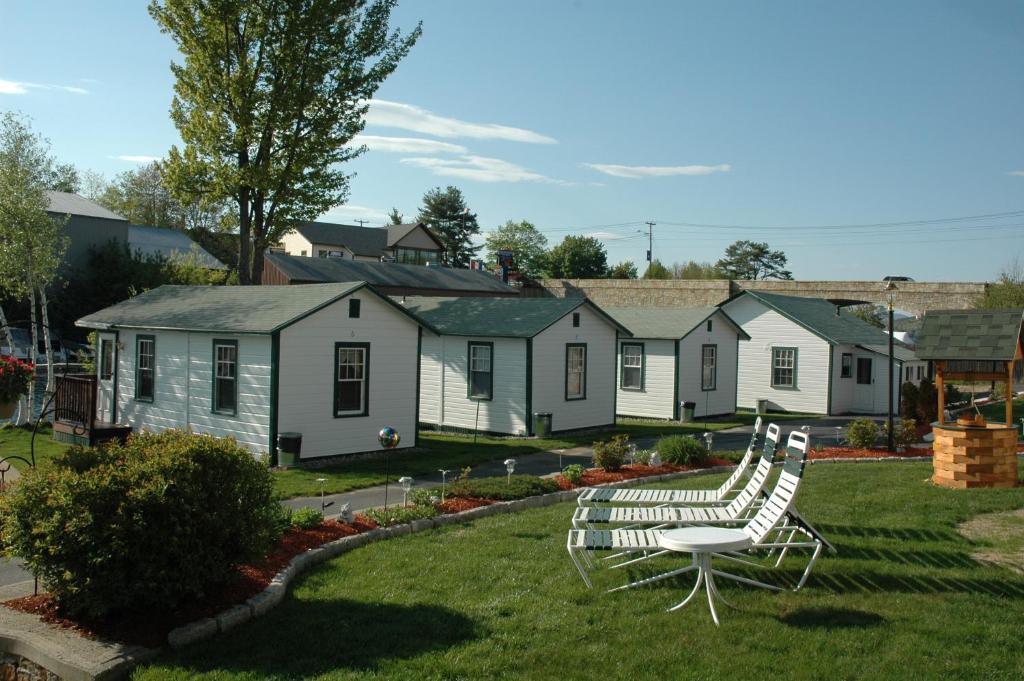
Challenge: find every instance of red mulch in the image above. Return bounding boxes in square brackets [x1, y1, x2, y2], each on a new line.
[556, 459, 734, 489]
[2, 518, 374, 648]
[436, 497, 492, 513]
[809, 446, 932, 459]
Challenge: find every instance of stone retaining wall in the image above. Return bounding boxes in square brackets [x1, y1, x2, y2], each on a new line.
[1, 652, 60, 681]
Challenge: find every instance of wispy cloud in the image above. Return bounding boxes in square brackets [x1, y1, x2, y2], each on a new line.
[367, 100, 557, 144]
[0, 78, 89, 95]
[320, 204, 390, 224]
[351, 135, 467, 155]
[401, 155, 567, 184]
[111, 155, 162, 163]
[582, 163, 731, 179]
[1008, 170, 1024, 177]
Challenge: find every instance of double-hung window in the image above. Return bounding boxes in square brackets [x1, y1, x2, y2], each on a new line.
[335, 343, 369, 417]
[99, 339, 114, 381]
[566, 344, 587, 400]
[701, 344, 717, 391]
[841, 353, 853, 378]
[620, 344, 643, 390]
[135, 335, 155, 402]
[468, 342, 493, 400]
[213, 340, 238, 415]
[771, 348, 797, 388]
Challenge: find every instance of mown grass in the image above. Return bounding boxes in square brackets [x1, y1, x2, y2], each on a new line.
[138, 463, 1024, 680]
[977, 398, 1024, 425]
[0, 425, 67, 472]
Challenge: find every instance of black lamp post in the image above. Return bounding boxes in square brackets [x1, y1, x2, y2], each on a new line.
[885, 281, 898, 452]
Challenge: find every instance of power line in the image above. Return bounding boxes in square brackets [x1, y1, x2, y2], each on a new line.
[656, 209, 1024, 231]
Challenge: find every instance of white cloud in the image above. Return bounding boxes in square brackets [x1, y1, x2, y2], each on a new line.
[366, 100, 557, 144]
[351, 135, 467, 154]
[319, 204, 390, 224]
[1008, 170, 1024, 177]
[401, 154, 567, 184]
[582, 162, 731, 178]
[111, 155, 162, 163]
[0, 79, 89, 95]
[584, 231, 629, 241]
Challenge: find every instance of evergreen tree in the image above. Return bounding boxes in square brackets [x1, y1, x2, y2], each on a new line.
[416, 186, 480, 267]
[388, 207, 404, 225]
[716, 240, 793, 280]
[643, 259, 672, 279]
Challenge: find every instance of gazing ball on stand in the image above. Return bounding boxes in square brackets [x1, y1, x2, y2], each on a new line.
[378, 426, 401, 449]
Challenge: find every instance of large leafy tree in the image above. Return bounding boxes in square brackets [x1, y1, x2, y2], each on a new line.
[150, 0, 421, 284]
[977, 258, 1024, 309]
[715, 240, 793, 280]
[545, 235, 608, 279]
[643, 259, 672, 280]
[608, 261, 638, 279]
[673, 260, 722, 280]
[417, 186, 480, 267]
[483, 220, 548, 277]
[98, 161, 186, 228]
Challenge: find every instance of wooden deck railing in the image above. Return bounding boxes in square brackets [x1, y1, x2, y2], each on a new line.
[54, 374, 97, 426]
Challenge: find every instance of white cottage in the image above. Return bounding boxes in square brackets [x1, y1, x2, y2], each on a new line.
[721, 291, 907, 415]
[76, 282, 429, 461]
[405, 297, 630, 435]
[603, 307, 750, 420]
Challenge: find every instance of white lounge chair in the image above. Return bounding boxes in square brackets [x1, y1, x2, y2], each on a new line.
[577, 418, 771, 508]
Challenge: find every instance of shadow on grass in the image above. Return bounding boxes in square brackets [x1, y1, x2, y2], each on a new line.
[829, 542, 981, 569]
[172, 598, 482, 677]
[817, 523, 960, 543]
[779, 607, 885, 629]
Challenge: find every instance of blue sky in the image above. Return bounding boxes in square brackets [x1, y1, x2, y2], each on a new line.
[1, 0, 1022, 281]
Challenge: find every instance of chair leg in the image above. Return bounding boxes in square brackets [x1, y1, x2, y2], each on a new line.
[795, 541, 823, 591]
[567, 546, 593, 589]
[609, 555, 697, 593]
[710, 568, 784, 592]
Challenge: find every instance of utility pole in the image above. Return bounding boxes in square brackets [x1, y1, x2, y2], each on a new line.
[354, 219, 369, 227]
[644, 221, 655, 263]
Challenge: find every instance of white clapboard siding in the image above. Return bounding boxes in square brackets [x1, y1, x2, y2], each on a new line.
[277, 291, 419, 458]
[116, 329, 189, 434]
[532, 305, 617, 432]
[418, 333, 443, 424]
[678, 311, 741, 417]
[435, 336, 528, 434]
[615, 338, 675, 419]
[829, 345, 902, 415]
[724, 295, 830, 414]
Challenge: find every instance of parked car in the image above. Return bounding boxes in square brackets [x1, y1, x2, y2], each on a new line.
[882, 276, 914, 282]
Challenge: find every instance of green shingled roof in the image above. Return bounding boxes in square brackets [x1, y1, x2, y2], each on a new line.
[915, 308, 1023, 361]
[603, 307, 750, 341]
[401, 296, 630, 338]
[75, 282, 420, 334]
[738, 291, 899, 346]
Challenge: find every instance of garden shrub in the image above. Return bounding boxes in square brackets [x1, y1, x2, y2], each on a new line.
[634, 448, 653, 466]
[656, 435, 708, 466]
[289, 507, 324, 530]
[561, 464, 585, 484]
[443, 475, 559, 501]
[916, 379, 938, 423]
[364, 504, 438, 527]
[0, 430, 280, 618]
[408, 488, 437, 508]
[886, 418, 919, 448]
[900, 381, 918, 419]
[846, 418, 880, 448]
[592, 434, 629, 471]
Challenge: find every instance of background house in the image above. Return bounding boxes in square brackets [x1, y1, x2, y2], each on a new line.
[278, 221, 445, 265]
[604, 307, 750, 420]
[76, 282, 427, 460]
[406, 296, 629, 435]
[262, 252, 518, 297]
[722, 291, 906, 415]
[127, 224, 226, 270]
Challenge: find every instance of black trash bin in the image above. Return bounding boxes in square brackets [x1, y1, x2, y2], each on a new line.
[681, 401, 696, 423]
[533, 412, 553, 438]
[277, 432, 302, 467]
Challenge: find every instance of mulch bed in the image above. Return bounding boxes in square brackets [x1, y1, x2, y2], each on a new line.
[809, 446, 932, 460]
[556, 459, 734, 489]
[436, 497, 492, 513]
[2, 518, 374, 648]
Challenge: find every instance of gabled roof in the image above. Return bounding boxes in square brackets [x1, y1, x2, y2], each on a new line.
[76, 282, 430, 334]
[265, 252, 516, 294]
[46, 191, 126, 221]
[728, 290, 899, 346]
[293, 222, 390, 257]
[401, 296, 631, 338]
[386, 222, 445, 249]
[603, 307, 750, 341]
[857, 344, 918, 362]
[128, 225, 226, 270]
[915, 308, 1024, 361]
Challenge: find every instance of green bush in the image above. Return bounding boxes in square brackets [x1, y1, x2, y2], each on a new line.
[846, 418, 880, 448]
[0, 430, 279, 618]
[363, 504, 438, 527]
[408, 488, 437, 508]
[561, 464, 585, 484]
[592, 434, 630, 471]
[656, 435, 708, 466]
[634, 448, 653, 466]
[916, 379, 938, 423]
[900, 381, 919, 419]
[886, 418, 919, 448]
[289, 507, 324, 530]
[444, 475, 559, 501]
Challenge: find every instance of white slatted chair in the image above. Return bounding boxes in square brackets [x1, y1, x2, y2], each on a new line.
[576, 418, 770, 508]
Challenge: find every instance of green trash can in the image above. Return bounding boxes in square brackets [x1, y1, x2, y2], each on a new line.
[277, 432, 302, 468]
[756, 398, 769, 416]
[533, 412, 553, 438]
[681, 401, 696, 423]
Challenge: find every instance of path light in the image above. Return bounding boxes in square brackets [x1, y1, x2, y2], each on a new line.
[556, 449, 565, 470]
[439, 469, 451, 502]
[703, 432, 713, 451]
[628, 443, 637, 465]
[317, 477, 334, 513]
[834, 426, 843, 445]
[504, 458, 517, 485]
[399, 476, 413, 507]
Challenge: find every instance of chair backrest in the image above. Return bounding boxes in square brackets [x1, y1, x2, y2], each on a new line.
[724, 422, 779, 517]
[742, 430, 809, 544]
[714, 416, 763, 497]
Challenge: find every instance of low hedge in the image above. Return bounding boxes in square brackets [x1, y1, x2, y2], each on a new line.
[364, 504, 438, 527]
[656, 434, 708, 466]
[443, 475, 559, 501]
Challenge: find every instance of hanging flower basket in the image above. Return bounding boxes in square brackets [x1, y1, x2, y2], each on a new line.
[0, 355, 34, 419]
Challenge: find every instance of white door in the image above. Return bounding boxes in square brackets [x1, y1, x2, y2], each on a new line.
[853, 356, 874, 412]
[96, 334, 116, 424]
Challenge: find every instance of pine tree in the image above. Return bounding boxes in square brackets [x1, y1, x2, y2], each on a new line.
[416, 186, 480, 267]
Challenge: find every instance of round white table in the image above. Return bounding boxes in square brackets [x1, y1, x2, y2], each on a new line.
[658, 527, 780, 625]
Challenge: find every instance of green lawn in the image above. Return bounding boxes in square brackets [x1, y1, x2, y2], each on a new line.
[978, 398, 1024, 425]
[0, 425, 68, 472]
[273, 418, 750, 498]
[137, 463, 1024, 680]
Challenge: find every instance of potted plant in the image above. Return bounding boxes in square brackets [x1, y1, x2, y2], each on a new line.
[0, 355, 33, 419]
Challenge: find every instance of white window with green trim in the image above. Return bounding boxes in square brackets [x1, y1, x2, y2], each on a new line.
[335, 343, 369, 417]
[620, 343, 643, 390]
[771, 347, 797, 388]
[701, 344, 717, 391]
[213, 340, 238, 415]
[135, 335, 155, 402]
[468, 342, 493, 400]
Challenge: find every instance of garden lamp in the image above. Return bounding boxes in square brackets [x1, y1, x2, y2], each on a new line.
[834, 426, 843, 445]
[504, 458, 516, 485]
[316, 477, 334, 513]
[398, 476, 413, 507]
[628, 442, 637, 465]
[703, 432, 713, 451]
[439, 469, 451, 502]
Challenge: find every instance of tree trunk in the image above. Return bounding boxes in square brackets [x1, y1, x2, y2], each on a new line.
[238, 184, 251, 285]
[251, 194, 265, 284]
[26, 287, 38, 425]
[39, 287, 55, 397]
